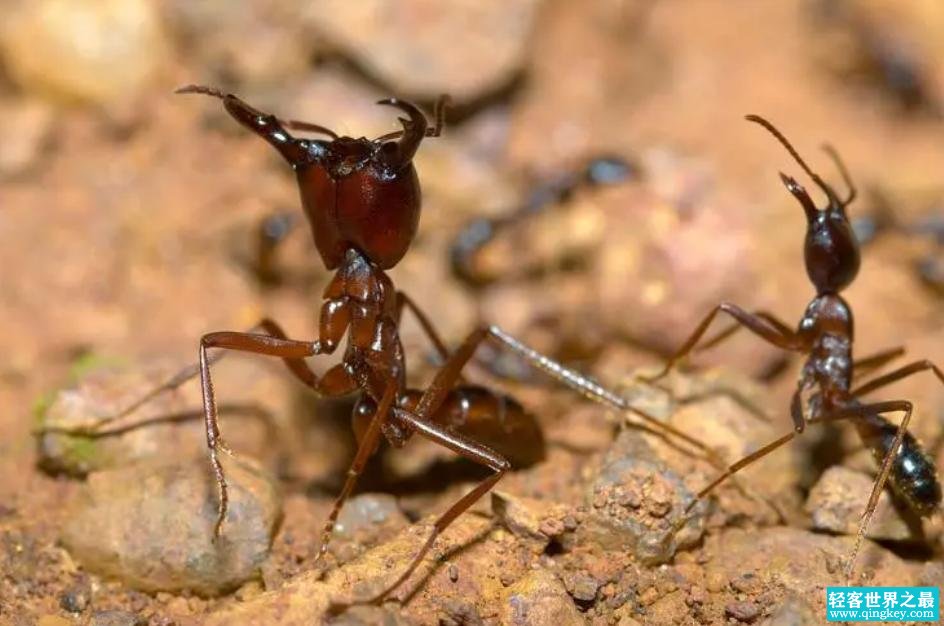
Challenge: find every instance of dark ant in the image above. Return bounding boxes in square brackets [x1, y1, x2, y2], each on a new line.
[811, 0, 941, 117]
[852, 189, 944, 296]
[249, 209, 298, 287]
[55, 86, 713, 603]
[641, 114, 943, 577]
[448, 155, 637, 382]
[450, 155, 636, 288]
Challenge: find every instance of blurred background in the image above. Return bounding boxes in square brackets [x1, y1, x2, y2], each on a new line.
[1, 0, 943, 622]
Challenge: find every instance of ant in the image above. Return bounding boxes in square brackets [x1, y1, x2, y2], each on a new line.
[55, 85, 713, 603]
[640, 114, 943, 577]
[450, 154, 636, 288]
[851, 189, 944, 297]
[447, 154, 636, 382]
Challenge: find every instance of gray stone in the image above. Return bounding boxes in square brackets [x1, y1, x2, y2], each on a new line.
[61, 456, 281, 596]
[580, 430, 705, 564]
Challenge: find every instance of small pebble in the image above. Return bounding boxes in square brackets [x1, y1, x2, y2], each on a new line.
[88, 610, 144, 626]
[725, 600, 761, 622]
[564, 571, 599, 603]
[704, 568, 726, 593]
[448, 563, 460, 582]
[731, 572, 760, 594]
[502, 570, 584, 626]
[59, 583, 90, 613]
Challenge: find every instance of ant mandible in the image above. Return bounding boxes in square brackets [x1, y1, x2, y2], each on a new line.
[642, 114, 943, 578]
[60, 86, 735, 602]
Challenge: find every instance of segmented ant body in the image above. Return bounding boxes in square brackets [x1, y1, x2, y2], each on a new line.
[58, 87, 730, 602]
[643, 114, 943, 577]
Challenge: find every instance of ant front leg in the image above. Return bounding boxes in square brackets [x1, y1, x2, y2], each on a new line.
[640, 302, 803, 384]
[46, 317, 343, 436]
[694, 310, 794, 354]
[197, 329, 345, 537]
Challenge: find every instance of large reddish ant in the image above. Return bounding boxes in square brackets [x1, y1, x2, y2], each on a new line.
[642, 114, 943, 577]
[57, 86, 715, 603]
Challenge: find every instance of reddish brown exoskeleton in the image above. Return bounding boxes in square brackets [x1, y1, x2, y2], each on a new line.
[61, 86, 714, 604]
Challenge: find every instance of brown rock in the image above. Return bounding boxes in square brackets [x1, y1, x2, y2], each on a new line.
[324, 605, 416, 626]
[61, 456, 281, 595]
[163, 0, 316, 88]
[36, 363, 197, 477]
[334, 493, 407, 539]
[0, 0, 169, 105]
[88, 610, 145, 626]
[579, 429, 706, 564]
[501, 569, 585, 626]
[761, 595, 818, 626]
[805, 465, 915, 541]
[618, 368, 798, 527]
[304, 0, 541, 100]
[711, 526, 922, 618]
[491, 491, 571, 549]
[0, 97, 54, 177]
[207, 514, 495, 625]
[36, 360, 284, 478]
[725, 600, 762, 622]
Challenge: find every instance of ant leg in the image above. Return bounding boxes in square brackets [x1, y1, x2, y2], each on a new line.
[395, 292, 450, 362]
[314, 381, 397, 565]
[352, 406, 508, 604]
[197, 330, 340, 536]
[851, 359, 944, 397]
[639, 303, 801, 384]
[45, 318, 338, 436]
[418, 326, 723, 466]
[675, 405, 886, 517]
[695, 310, 794, 354]
[837, 401, 915, 579]
[684, 431, 797, 510]
[852, 346, 906, 382]
[426, 94, 451, 137]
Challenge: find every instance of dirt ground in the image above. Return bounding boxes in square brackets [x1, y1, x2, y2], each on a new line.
[1, 1, 943, 625]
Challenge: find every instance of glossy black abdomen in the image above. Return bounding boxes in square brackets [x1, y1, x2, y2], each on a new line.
[855, 411, 942, 516]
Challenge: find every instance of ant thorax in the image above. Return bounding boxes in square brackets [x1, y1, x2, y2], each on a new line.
[798, 294, 854, 400]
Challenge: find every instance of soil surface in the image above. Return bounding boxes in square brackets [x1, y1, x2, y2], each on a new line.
[1, 1, 943, 625]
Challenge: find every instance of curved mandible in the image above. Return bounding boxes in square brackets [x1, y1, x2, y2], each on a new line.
[376, 98, 429, 169]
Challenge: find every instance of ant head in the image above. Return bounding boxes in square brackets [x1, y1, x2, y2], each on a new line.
[179, 85, 445, 271]
[298, 99, 435, 270]
[304, 98, 432, 182]
[746, 115, 861, 294]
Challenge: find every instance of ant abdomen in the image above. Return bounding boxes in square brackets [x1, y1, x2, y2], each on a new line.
[855, 413, 942, 516]
[399, 385, 546, 468]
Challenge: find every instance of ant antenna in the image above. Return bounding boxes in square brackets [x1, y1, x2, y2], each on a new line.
[745, 114, 837, 204]
[821, 144, 857, 206]
[426, 94, 451, 138]
[175, 84, 339, 140]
